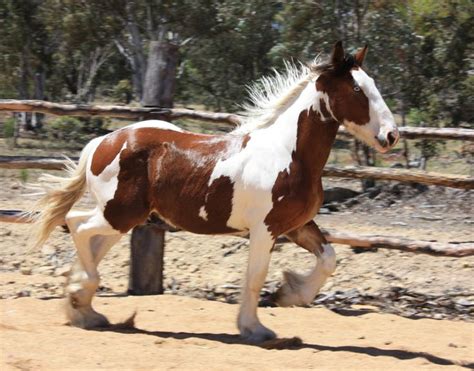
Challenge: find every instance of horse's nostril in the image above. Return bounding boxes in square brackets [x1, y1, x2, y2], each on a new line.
[387, 131, 397, 146]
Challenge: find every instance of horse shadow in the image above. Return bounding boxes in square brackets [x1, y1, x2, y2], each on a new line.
[91, 317, 473, 369]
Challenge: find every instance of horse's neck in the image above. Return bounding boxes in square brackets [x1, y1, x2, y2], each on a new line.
[295, 108, 340, 180]
[261, 82, 339, 179]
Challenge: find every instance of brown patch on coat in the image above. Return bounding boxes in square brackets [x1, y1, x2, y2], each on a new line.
[316, 68, 370, 126]
[264, 108, 340, 238]
[91, 130, 128, 176]
[90, 127, 248, 233]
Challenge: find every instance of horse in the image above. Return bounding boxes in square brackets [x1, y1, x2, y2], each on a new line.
[30, 41, 399, 343]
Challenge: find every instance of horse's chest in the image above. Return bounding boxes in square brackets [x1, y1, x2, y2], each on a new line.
[264, 161, 323, 237]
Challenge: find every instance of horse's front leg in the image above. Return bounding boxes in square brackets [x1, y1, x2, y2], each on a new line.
[273, 220, 336, 307]
[238, 227, 276, 343]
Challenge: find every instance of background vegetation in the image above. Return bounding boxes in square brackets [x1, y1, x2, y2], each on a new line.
[0, 0, 472, 126]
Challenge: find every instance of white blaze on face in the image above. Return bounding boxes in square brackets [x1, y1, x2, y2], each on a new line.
[347, 69, 398, 153]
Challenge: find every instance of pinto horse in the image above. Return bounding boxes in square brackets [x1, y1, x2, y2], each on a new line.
[30, 41, 399, 343]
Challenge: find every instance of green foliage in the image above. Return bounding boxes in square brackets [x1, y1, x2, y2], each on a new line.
[3, 117, 15, 138]
[111, 80, 133, 103]
[407, 108, 442, 161]
[44, 116, 109, 144]
[0, 0, 472, 127]
[46, 116, 83, 142]
[19, 169, 29, 183]
[80, 117, 110, 136]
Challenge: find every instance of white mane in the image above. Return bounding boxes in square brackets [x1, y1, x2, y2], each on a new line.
[234, 59, 322, 134]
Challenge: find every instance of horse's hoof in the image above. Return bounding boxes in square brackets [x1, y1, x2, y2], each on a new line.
[241, 325, 277, 344]
[66, 306, 110, 329]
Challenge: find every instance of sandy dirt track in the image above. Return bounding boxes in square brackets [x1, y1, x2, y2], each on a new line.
[1, 294, 473, 370]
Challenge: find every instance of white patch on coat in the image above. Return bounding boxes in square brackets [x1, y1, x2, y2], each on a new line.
[320, 243, 337, 274]
[208, 81, 325, 231]
[199, 206, 208, 221]
[128, 120, 184, 132]
[86, 139, 127, 212]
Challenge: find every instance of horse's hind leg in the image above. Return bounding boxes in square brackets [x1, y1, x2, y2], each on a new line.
[64, 209, 122, 328]
[273, 221, 336, 307]
[238, 227, 276, 343]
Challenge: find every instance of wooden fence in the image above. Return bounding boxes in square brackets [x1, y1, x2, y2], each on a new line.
[1, 99, 474, 141]
[1, 100, 473, 293]
[1, 155, 472, 189]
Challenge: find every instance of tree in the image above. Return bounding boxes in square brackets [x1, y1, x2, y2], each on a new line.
[40, 0, 122, 103]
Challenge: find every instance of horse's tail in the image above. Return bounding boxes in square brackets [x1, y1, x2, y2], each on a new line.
[27, 140, 97, 249]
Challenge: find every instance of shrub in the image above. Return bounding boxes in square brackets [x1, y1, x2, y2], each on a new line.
[47, 116, 83, 142]
[407, 108, 442, 168]
[3, 117, 15, 138]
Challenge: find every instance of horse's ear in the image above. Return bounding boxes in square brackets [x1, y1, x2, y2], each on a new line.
[331, 40, 345, 69]
[355, 44, 368, 66]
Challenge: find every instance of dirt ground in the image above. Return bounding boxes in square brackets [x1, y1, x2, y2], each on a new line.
[1, 295, 473, 370]
[0, 137, 473, 369]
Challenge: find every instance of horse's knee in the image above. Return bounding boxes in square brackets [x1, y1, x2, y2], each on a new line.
[320, 243, 336, 275]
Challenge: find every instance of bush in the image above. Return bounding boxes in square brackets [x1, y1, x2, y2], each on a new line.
[47, 116, 83, 141]
[3, 117, 15, 138]
[407, 108, 442, 167]
[81, 116, 110, 136]
[111, 79, 133, 104]
[44, 116, 110, 145]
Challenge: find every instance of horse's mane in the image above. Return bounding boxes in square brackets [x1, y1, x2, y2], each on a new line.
[234, 57, 331, 134]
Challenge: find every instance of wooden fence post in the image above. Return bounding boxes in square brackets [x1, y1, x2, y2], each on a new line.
[128, 224, 165, 295]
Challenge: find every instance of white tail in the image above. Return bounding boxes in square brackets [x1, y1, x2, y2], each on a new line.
[27, 140, 96, 249]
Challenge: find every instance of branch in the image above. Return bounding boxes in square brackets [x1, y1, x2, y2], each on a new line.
[1, 209, 471, 257]
[321, 229, 474, 258]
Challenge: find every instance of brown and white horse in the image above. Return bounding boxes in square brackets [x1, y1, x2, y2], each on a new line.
[31, 42, 399, 343]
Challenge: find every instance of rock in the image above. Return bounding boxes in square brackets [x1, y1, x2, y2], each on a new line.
[54, 266, 71, 277]
[456, 299, 473, 307]
[390, 221, 407, 226]
[219, 284, 240, 290]
[16, 290, 31, 298]
[366, 187, 381, 199]
[20, 267, 32, 275]
[36, 266, 55, 275]
[324, 187, 360, 204]
[344, 198, 359, 207]
[318, 207, 331, 215]
[41, 245, 55, 255]
[326, 203, 339, 212]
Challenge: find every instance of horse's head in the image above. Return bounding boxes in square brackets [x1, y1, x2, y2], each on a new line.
[315, 41, 399, 153]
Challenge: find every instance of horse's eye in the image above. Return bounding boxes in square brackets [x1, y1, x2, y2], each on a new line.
[354, 86, 361, 92]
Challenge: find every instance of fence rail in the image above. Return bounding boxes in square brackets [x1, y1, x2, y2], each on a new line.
[1, 155, 472, 189]
[1, 99, 473, 141]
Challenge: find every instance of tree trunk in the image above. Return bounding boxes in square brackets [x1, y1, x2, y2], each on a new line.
[32, 71, 46, 129]
[142, 40, 179, 107]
